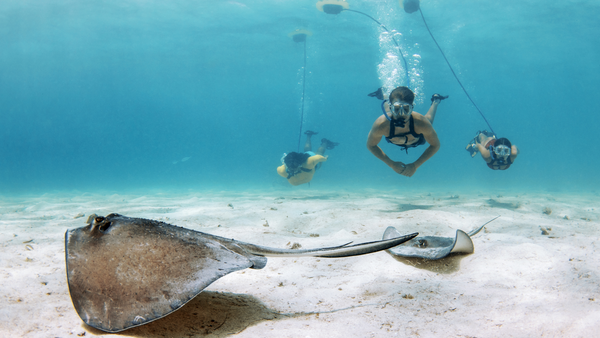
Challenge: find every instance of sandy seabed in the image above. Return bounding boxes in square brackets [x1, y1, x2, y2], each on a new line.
[1, 188, 598, 338]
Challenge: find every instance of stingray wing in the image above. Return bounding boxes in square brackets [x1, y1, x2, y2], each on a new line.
[65, 216, 255, 333]
[449, 229, 475, 254]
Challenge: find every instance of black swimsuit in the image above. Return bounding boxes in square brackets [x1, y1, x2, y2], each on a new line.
[385, 114, 426, 153]
[286, 167, 312, 179]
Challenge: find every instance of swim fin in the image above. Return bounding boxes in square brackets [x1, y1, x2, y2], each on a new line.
[466, 140, 477, 158]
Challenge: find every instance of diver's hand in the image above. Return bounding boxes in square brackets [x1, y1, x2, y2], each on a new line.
[400, 163, 417, 177]
[431, 93, 449, 103]
[389, 161, 407, 175]
[368, 87, 385, 100]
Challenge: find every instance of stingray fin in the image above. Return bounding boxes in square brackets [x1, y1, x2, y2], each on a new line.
[383, 226, 402, 240]
[448, 229, 475, 254]
[248, 255, 268, 269]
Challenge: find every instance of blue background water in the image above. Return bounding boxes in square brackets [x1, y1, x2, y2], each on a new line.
[1, 0, 598, 195]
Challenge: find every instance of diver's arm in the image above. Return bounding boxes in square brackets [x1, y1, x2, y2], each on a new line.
[307, 155, 327, 168]
[510, 145, 519, 162]
[475, 144, 492, 163]
[277, 165, 288, 178]
[402, 120, 440, 177]
[367, 117, 406, 175]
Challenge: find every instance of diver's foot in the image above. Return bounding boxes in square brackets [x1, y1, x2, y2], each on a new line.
[431, 93, 449, 102]
[304, 130, 318, 136]
[466, 143, 477, 158]
[321, 138, 339, 150]
[367, 87, 385, 100]
[466, 136, 477, 148]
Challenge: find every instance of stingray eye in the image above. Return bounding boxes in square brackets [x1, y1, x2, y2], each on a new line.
[95, 217, 105, 223]
[99, 221, 112, 231]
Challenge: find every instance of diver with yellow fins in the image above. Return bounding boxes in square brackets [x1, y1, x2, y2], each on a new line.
[278, 131, 339, 186]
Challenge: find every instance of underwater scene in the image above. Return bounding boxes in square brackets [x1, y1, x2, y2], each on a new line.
[1, 0, 599, 337]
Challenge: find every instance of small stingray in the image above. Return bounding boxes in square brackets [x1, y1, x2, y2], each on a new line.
[397, 203, 433, 211]
[382, 216, 500, 260]
[65, 213, 417, 333]
[487, 199, 520, 210]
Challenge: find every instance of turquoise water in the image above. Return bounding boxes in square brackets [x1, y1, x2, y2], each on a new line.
[1, 0, 598, 194]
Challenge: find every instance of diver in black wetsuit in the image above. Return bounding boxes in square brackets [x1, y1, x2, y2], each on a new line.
[367, 86, 447, 177]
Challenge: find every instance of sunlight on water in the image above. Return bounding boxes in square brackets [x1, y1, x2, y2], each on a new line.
[377, 31, 424, 103]
[374, 4, 424, 103]
[377, 31, 404, 95]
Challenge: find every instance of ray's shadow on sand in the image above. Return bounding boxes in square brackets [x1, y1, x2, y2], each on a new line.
[388, 252, 470, 274]
[84, 291, 294, 337]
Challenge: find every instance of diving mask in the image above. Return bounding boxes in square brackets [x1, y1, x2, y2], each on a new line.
[494, 145, 511, 157]
[390, 101, 413, 119]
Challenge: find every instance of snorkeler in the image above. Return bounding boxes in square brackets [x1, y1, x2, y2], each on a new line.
[466, 131, 519, 170]
[366, 86, 447, 177]
[277, 131, 339, 186]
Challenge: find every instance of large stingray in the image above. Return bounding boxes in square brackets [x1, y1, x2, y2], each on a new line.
[65, 213, 418, 333]
[382, 216, 500, 260]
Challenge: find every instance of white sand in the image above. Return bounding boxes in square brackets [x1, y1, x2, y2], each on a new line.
[1, 189, 598, 337]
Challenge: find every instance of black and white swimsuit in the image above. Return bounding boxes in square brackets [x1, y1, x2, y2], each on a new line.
[384, 114, 426, 153]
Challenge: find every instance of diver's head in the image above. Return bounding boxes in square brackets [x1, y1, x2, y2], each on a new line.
[283, 152, 310, 171]
[493, 138, 512, 158]
[389, 86, 415, 105]
[388, 86, 414, 120]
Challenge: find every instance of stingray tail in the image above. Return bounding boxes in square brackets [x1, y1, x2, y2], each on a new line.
[468, 215, 500, 237]
[242, 233, 418, 258]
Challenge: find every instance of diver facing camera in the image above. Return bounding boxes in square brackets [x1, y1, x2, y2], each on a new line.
[367, 86, 447, 177]
[466, 131, 519, 170]
[390, 100, 413, 120]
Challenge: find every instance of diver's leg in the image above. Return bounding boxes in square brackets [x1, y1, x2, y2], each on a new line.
[304, 130, 318, 152]
[304, 135, 312, 152]
[481, 135, 496, 145]
[466, 132, 478, 157]
[424, 101, 440, 124]
[477, 133, 486, 144]
[316, 142, 327, 156]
